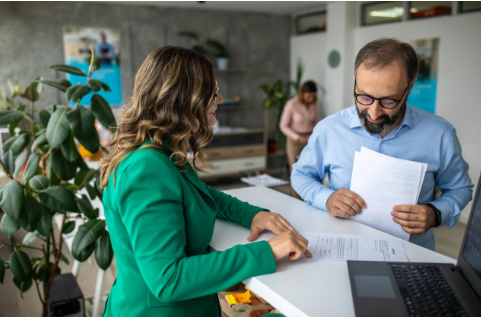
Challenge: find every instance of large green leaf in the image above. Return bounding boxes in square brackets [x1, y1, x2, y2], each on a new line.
[17, 195, 42, 232]
[67, 105, 95, 139]
[46, 107, 70, 149]
[28, 175, 49, 191]
[2, 150, 15, 175]
[0, 213, 20, 239]
[91, 94, 116, 129]
[39, 109, 51, 127]
[13, 277, 33, 293]
[72, 219, 105, 261]
[0, 258, 5, 284]
[31, 133, 48, 151]
[61, 135, 79, 162]
[0, 180, 25, 220]
[2, 134, 30, 157]
[23, 85, 40, 102]
[0, 111, 24, 125]
[52, 149, 77, 181]
[75, 242, 95, 262]
[88, 80, 110, 92]
[22, 153, 40, 181]
[13, 151, 28, 177]
[36, 205, 52, 237]
[76, 155, 90, 171]
[22, 231, 42, 246]
[9, 122, 18, 137]
[66, 84, 91, 103]
[95, 230, 113, 270]
[74, 169, 96, 188]
[37, 79, 72, 92]
[49, 64, 86, 77]
[39, 186, 76, 212]
[85, 184, 97, 200]
[9, 249, 33, 282]
[60, 183, 78, 193]
[76, 198, 98, 219]
[86, 55, 101, 71]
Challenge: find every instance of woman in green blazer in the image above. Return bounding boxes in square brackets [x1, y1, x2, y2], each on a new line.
[99, 46, 311, 317]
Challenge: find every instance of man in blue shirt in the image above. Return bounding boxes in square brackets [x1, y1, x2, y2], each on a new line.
[291, 38, 473, 250]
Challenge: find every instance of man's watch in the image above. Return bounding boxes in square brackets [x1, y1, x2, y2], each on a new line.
[426, 203, 442, 227]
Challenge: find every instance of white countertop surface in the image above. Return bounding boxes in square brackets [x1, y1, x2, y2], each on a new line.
[210, 186, 456, 317]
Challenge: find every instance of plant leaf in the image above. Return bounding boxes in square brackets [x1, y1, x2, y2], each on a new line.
[52, 149, 77, 181]
[66, 84, 91, 103]
[23, 153, 40, 181]
[49, 64, 86, 76]
[36, 205, 52, 237]
[39, 109, 51, 127]
[13, 276, 32, 293]
[0, 111, 24, 125]
[95, 230, 113, 270]
[88, 79, 110, 92]
[31, 133, 48, 151]
[37, 79, 72, 93]
[74, 169, 96, 188]
[60, 183, 78, 193]
[23, 85, 40, 102]
[39, 186, 76, 212]
[17, 195, 42, 232]
[91, 94, 116, 129]
[61, 135, 80, 162]
[22, 231, 42, 246]
[0, 180, 25, 220]
[85, 184, 97, 200]
[0, 213, 20, 239]
[13, 151, 28, 177]
[72, 219, 105, 261]
[76, 198, 98, 219]
[2, 134, 30, 157]
[9, 249, 33, 282]
[46, 107, 70, 149]
[28, 175, 49, 191]
[62, 221, 76, 234]
[76, 242, 95, 262]
[2, 150, 15, 175]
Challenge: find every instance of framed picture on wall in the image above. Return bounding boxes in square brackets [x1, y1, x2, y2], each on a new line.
[63, 26, 122, 106]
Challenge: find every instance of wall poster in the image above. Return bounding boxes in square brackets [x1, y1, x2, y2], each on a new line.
[407, 37, 439, 114]
[62, 26, 122, 106]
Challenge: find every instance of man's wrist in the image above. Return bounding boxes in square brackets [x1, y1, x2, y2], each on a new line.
[426, 203, 442, 227]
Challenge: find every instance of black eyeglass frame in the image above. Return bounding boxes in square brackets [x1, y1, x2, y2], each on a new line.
[353, 79, 410, 109]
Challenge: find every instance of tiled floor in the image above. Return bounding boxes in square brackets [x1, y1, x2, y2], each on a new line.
[0, 177, 468, 316]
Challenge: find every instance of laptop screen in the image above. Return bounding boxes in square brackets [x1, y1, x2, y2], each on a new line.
[461, 181, 481, 280]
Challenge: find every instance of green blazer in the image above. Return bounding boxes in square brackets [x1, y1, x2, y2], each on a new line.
[102, 142, 276, 317]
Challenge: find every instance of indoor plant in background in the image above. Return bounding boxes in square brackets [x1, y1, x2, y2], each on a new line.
[0, 53, 116, 317]
[178, 31, 231, 70]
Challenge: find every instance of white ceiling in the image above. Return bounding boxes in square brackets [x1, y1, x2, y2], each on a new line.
[110, 1, 328, 15]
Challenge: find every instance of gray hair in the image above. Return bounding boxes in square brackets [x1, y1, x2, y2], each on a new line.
[354, 38, 419, 84]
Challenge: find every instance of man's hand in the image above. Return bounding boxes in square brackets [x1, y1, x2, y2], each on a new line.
[391, 204, 436, 234]
[249, 211, 312, 259]
[297, 136, 308, 144]
[326, 189, 366, 218]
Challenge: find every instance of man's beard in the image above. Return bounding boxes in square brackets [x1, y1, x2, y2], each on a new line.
[357, 102, 406, 135]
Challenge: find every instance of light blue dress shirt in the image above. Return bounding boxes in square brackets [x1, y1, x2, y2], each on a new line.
[292, 105, 473, 250]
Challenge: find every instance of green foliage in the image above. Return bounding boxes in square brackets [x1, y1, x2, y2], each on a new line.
[0, 56, 115, 307]
[178, 31, 230, 58]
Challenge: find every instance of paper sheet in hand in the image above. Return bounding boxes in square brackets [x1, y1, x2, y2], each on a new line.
[303, 232, 407, 262]
[350, 147, 427, 240]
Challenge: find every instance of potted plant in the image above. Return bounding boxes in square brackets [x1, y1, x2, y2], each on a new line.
[0, 52, 116, 317]
[178, 31, 230, 70]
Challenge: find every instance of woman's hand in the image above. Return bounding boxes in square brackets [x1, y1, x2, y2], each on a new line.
[249, 211, 312, 260]
[268, 231, 312, 261]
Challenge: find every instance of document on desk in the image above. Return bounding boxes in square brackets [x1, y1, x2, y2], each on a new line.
[303, 232, 408, 262]
[350, 147, 427, 241]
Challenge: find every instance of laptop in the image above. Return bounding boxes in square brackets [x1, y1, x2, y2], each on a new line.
[348, 174, 481, 317]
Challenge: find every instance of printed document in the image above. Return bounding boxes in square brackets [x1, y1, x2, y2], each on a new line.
[350, 147, 427, 240]
[303, 232, 408, 262]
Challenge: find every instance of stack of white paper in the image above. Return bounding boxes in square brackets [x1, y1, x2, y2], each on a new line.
[350, 147, 427, 240]
[240, 174, 289, 187]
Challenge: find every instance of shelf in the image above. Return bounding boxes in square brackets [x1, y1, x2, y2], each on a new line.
[268, 150, 286, 157]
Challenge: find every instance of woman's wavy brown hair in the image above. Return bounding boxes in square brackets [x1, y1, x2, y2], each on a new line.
[99, 46, 215, 188]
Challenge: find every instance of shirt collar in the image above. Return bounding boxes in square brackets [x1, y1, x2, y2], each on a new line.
[349, 105, 413, 130]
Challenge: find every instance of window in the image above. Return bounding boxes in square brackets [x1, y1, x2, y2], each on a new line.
[410, 1, 452, 19]
[460, 1, 481, 13]
[296, 11, 327, 35]
[362, 2, 404, 26]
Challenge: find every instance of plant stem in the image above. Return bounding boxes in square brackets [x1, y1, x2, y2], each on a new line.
[50, 230, 57, 257]
[43, 214, 66, 306]
[30, 100, 35, 140]
[0, 158, 12, 178]
[34, 279, 46, 304]
[2, 243, 44, 252]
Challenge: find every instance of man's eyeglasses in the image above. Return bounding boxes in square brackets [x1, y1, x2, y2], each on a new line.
[354, 79, 409, 109]
[214, 81, 219, 104]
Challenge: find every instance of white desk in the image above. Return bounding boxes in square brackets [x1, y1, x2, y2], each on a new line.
[210, 186, 456, 317]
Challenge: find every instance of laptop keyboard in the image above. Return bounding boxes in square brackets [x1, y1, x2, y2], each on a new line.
[390, 264, 468, 317]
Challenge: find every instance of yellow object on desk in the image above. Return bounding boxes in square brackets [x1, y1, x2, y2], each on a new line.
[78, 144, 103, 161]
[225, 289, 251, 307]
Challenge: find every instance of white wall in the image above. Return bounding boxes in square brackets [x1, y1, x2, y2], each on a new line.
[353, 11, 481, 222]
[290, 33, 327, 118]
[291, 10, 481, 222]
